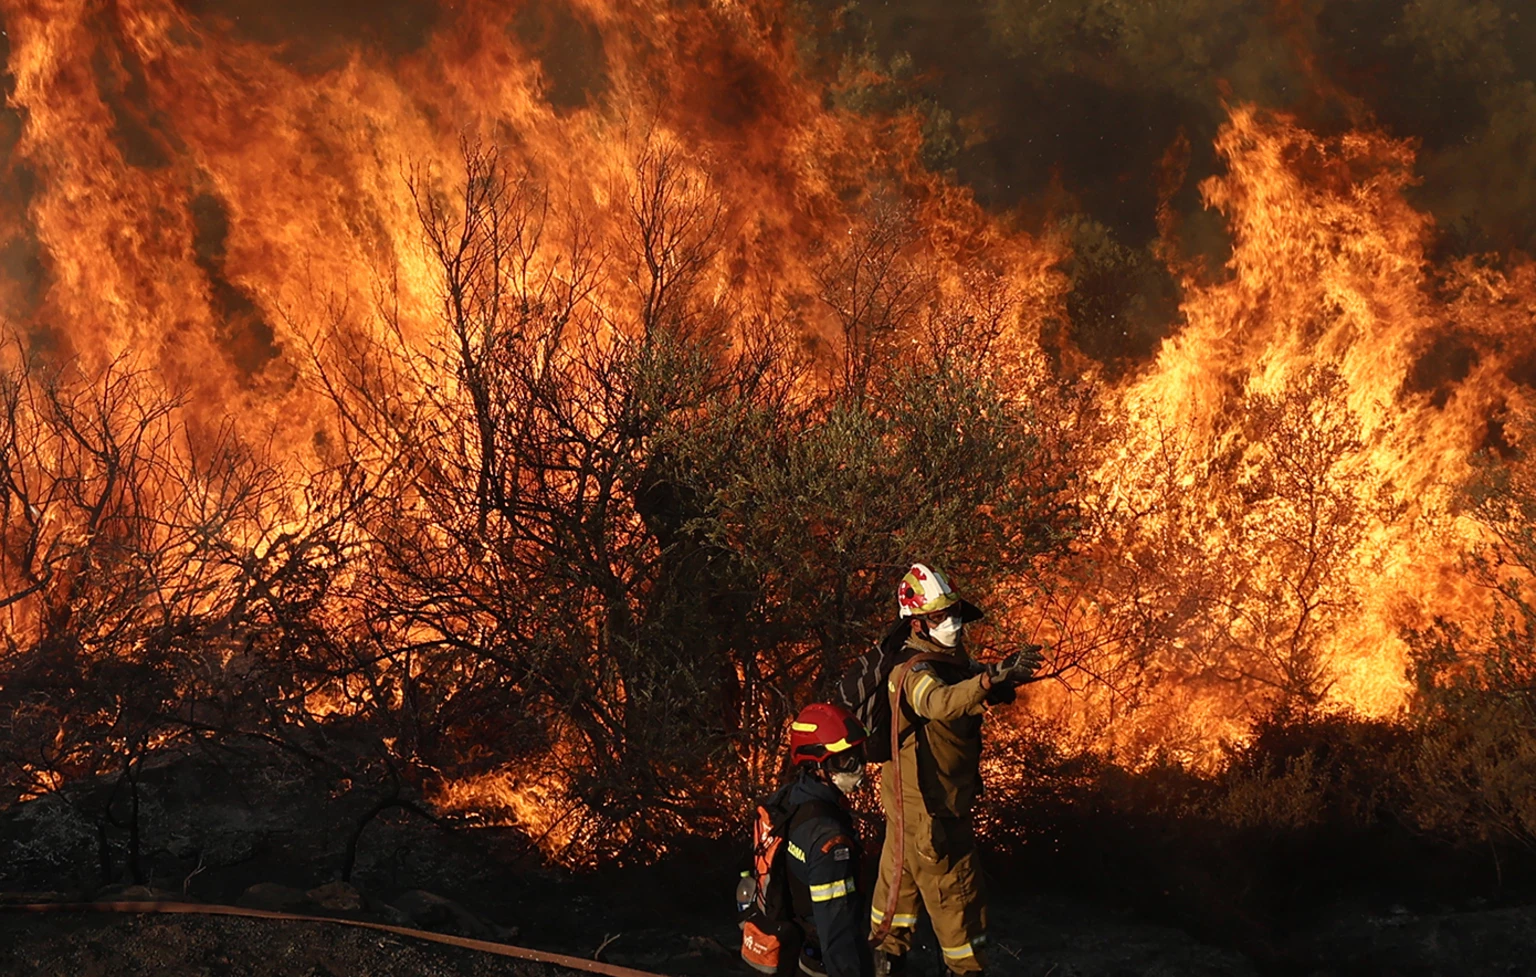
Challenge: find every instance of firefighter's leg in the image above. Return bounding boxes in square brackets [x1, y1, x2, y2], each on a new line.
[909, 815, 988, 974]
[869, 811, 923, 959]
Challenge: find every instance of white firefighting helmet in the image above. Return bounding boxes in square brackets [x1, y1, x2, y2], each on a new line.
[896, 563, 983, 622]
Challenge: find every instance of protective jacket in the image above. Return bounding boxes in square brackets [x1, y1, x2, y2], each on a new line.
[871, 633, 1012, 974]
[779, 770, 868, 977]
[886, 635, 1012, 818]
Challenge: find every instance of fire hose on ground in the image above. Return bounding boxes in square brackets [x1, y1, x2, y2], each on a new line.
[6, 657, 1000, 975]
[0, 898, 670, 977]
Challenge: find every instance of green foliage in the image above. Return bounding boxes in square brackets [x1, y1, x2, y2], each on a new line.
[984, 0, 1276, 103]
[658, 354, 1068, 697]
[1056, 215, 1180, 371]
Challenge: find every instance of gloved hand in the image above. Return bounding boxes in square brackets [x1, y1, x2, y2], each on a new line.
[988, 644, 1045, 686]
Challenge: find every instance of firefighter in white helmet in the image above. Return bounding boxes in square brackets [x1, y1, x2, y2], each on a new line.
[869, 563, 1041, 976]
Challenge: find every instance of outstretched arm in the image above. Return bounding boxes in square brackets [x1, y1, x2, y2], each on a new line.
[898, 664, 989, 722]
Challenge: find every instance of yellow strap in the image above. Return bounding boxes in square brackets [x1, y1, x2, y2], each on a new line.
[809, 879, 854, 902]
[910, 673, 939, 712]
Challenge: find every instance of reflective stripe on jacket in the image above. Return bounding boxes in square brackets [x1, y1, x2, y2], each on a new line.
[884, 635, 991, 818]
[782, 771, 868, 977]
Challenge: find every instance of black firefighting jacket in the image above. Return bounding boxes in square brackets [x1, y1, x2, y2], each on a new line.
[780, 769, 868, 977]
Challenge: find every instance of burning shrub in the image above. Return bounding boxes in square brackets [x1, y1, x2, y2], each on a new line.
[9, 1, 1536, 899]
[0, 122, 1074, 872]
[1397, 427, 1536, 849]
[0, 339, 368, 882]
[301, 140, 1076, 865]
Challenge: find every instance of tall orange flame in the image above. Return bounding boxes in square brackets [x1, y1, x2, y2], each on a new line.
[1023, 106, 1536, 764]
[7, 1, 1536, 841]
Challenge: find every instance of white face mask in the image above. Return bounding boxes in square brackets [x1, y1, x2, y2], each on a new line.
[831, 770, 864, 794]
[929, 615, 963, 648]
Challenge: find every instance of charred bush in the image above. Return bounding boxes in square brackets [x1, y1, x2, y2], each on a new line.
[296, 141, 1076, 866]
[980, 707, 1536, 966]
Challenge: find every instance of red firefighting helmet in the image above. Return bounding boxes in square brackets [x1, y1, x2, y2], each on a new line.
[789, 702, 867, 766]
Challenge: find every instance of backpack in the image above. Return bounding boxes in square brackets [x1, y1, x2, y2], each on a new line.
[833, 621, 916, 764]
[738, 788, 839, 975]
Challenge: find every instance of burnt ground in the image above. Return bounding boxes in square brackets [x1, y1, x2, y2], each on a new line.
[7, 746, 1536, 976]
[0, 912, 579, 977]
[10, 895, 1536, 977]
[0, 896, 1254, 977]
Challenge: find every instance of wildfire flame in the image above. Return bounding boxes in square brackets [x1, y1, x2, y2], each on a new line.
[1021, 105, 1536, 765]
[4, 0, 1536, 852]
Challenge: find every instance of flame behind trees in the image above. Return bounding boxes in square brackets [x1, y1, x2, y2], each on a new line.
[0, 340, 366, 881]
[0, 137, 1074, 868]
[9, 0, 1536, 869]
[321, 142, 1074, 861]
[1005, 106, 1536, 766]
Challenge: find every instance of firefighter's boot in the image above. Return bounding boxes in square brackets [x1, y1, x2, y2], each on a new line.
[798, 948, 829, 977]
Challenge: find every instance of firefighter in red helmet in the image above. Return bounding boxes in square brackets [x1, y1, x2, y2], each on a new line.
[769, 702, 873, 977]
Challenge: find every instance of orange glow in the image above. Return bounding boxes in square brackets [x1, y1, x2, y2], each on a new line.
[7, 1, 1536, 849]
[429, 763, 606, 860]
[0, 0, 1062, 844]
[1016, 106, 1536, 764]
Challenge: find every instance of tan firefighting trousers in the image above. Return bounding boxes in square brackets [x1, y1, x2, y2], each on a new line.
[870, 803, 987, 973]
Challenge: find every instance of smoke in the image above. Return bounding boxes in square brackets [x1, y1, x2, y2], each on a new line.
[846, 0, 1536, 365]
[181, 0, 608, 116]
[181, 0, 441, 68]
[511, 1, 609, 112]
